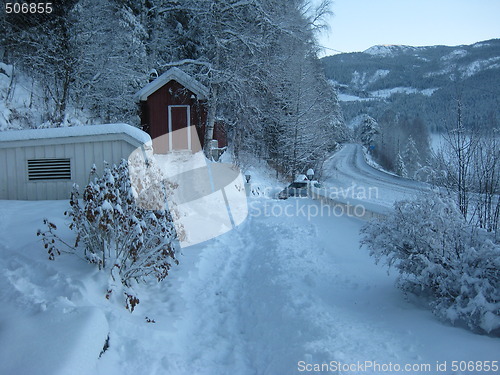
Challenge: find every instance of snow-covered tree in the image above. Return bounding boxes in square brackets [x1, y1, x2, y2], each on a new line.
[441, 100, 480, 219]
[2, 0, 345, 179]
[361, 193, 500, 335]
[2, 1, 78, 125]
[70, 0, 148, 124]
[371, 112, 431, 176]
[402, 135, 421, 178]
[410, 116, 431, 162]
[395, 152, 407, 178]
[262, 46, 342, 177]
[355, 115, 379, 150]
[249, 0, 343, 177]
[150, 0, 342, 167]
[371, 110, 401, 170]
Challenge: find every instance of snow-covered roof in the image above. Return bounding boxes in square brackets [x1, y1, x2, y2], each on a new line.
[0, 123, 151, 145]
[135, 67, 209, 101]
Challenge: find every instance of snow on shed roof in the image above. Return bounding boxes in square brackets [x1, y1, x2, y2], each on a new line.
[135, 67, 209, 101]
[0, 123, 151, 145]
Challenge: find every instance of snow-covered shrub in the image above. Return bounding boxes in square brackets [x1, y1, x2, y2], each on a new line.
[361, 194, 500, 335]
[39, 160, 179, 309]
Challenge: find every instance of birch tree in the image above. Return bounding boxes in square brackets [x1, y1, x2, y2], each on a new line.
[442, 100, 479, 219]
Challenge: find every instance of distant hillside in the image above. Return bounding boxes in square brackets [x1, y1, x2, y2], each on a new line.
[321, 39, 500, 131]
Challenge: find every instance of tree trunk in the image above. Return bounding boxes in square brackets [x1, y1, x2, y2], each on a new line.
[204, 86, 217, 157]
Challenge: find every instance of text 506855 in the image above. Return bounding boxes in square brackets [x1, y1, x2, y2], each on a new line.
[5, 3, 53, 14]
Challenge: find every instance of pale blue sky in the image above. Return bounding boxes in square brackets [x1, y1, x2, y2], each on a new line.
[318, 0, 500, 56]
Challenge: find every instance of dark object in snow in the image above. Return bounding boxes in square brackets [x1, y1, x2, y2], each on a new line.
[125, 293, 140, 313]
[277, 181, 321, 199]
[99, 335, 110, 358]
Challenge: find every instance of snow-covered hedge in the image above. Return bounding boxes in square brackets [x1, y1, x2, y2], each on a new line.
[361, 194, 500, 335]
[39, 159, 179, 310]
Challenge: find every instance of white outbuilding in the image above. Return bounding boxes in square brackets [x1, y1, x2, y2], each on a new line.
[0, 124, 151, 200]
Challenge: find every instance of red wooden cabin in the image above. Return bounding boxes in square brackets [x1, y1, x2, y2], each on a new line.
[135, 67, 226, 154]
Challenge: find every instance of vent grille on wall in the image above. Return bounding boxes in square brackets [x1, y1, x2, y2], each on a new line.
[27, 158, 71, 181]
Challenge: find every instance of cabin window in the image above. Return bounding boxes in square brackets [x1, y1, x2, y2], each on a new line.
[27, 158, 71, 181]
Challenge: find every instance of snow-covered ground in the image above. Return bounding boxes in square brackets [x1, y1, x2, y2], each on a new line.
[337, 88, 437, 102]
[1, 184, 499, 374]
[370, 87, 438, 98]
[338, 93, 374, 102]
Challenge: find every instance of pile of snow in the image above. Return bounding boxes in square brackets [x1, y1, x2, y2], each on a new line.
[0, 200, 110, 374]
[0, 306, 108, 375]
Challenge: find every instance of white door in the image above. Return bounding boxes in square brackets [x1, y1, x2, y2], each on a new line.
[168, 105, 191, 151]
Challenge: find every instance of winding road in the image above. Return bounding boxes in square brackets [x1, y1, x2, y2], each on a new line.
[320, 144, 432, 210]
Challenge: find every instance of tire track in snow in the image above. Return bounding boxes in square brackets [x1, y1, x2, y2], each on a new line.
[157, 222, 255, 375]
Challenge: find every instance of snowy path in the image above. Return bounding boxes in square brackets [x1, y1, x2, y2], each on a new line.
[322, 144, 432, 209]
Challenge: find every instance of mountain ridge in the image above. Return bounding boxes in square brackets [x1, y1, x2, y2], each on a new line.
[321, 39, 500, 131]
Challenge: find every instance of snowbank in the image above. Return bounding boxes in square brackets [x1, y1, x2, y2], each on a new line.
[0, 307, 108, 375]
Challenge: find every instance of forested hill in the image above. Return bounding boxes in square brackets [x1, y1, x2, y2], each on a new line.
[321, 39, 500, 132]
